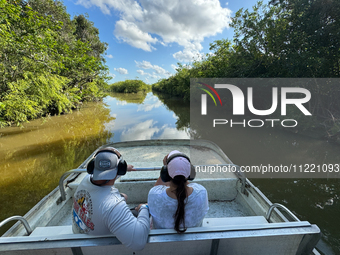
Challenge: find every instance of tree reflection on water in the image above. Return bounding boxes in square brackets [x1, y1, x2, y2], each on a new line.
[0, 102, 113, 235]
[1, 92, 339, 254]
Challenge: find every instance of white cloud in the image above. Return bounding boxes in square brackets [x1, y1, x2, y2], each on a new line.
[104, 97, 115, 102]
[109, 72, 116, 79]
[135, 60, 171, 78]
[173, 49, 204, 62]
[116, 101, 127, 106]
[137, 69, 146, 75]
[76, 0, 143, 16]
[114, 67, 128, 75]
[158, 126, 189, 139]
[153, 66, 169, 76]
[120, 119, 160, 141]
[106, 54, 114, 58]
[115, 20, 157, 52]
[119, 120, 189, 141]
[76, 0, 231, 62]
[137, 100, 163, 112]
[171, 64, 178, 71]
[170, 63, 192, 72]
[137, 69, 161, 80]
[151, 73, 162, 79]
[135, 60, 154, 70]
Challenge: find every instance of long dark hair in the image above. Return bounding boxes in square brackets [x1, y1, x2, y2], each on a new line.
[172, 175, 187, 233]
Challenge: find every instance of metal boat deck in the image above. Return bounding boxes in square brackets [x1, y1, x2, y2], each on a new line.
[0, 139, 321, 255]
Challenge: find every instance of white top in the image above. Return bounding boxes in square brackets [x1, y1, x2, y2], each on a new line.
[72, 175, 150, 250]
[148, 183, 209, 229]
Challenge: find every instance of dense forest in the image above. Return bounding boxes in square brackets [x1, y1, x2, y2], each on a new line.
[0, 0, 109, 127]
[152, 0, 340, 140]
[1, 0, 339, 141]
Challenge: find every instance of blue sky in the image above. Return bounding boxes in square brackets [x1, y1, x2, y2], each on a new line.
[63, 0, 269, 84]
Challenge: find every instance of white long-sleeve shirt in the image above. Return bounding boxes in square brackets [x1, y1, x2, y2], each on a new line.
[72, 175, 150, 250]
[148, 183, 209, 229]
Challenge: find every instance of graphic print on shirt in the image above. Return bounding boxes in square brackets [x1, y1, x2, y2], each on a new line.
[72, 189, 95, 233]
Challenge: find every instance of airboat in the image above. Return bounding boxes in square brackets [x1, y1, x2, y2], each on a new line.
[0, 139, 320, 255]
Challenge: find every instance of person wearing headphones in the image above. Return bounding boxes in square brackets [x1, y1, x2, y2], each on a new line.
[71, 147, 150, 250]
[147, 150, 209, 233]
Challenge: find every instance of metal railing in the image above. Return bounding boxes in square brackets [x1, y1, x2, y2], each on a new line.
[266, 203, 300, 222]
[57, 164, 244, 203]
[57, 167, 163, 203]
[0, 216, 32, 235]
[58, 168, 87, 203]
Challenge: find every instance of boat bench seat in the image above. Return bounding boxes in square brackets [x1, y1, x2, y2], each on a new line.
[202, 216, 268, 226]
[30, 216, 269, 237]
[5, 216, 317, 255]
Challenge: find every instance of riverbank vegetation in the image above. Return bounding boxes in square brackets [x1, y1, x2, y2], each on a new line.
[108, 92, 149, 104]
[152, 0, 340, 141]
[0, 0, 109, 127]
[109, 80, 151, 93]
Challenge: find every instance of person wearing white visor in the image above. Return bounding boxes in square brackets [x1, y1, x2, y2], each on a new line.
[147, 150, 209, 233]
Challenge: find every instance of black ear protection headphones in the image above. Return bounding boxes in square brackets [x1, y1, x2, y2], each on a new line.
[160, 153, 196, 183]
[87, 147, 127, 177]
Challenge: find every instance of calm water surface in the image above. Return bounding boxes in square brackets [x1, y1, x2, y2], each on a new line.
[0, 92, 339, 254]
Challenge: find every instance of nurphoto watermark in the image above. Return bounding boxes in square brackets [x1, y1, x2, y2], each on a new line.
[196, 79, 312, 128]
[190, 78, 340, 178]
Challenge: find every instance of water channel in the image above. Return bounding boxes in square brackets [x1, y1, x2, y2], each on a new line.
[0, 92, 339, 254]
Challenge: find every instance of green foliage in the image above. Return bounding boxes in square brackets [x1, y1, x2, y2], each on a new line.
[108, 92, 148, 104]
[0, 100, 114, 235]
[152, 0, 340, 140]
[73, 14, 108, 60]
[109, 80, 151, 93]
[152, 64, 192, 101]
[153, 91, 190, 130]
[0, 0, 109, 127]
[1, 73, 74, 126]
